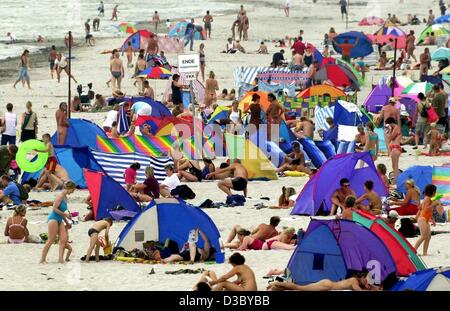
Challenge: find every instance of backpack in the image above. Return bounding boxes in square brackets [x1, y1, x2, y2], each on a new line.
[15, 182, 29, 201]
[170, 185, 196, 200]
[420, 104, 428, 118]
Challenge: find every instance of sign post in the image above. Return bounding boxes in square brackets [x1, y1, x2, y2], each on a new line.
[178, 54, 200, 116]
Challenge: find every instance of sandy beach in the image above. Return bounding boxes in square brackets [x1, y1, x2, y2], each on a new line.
[0, 0, 449, 291]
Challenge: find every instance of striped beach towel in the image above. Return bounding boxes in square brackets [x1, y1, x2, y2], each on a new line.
[234, 67, 300, 87]
[432, 166, 450, 205]
[91, 151, 173, 186]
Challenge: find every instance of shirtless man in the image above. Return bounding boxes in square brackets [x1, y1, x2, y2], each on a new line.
[48, 46, 58, 79]
[152, 11, 160, 33]
[111, 5, 119, 21]
[209, 253, 257, 291]
[355, 180, 382, 215]
[293, 116, 314, 139]
[268, 273, 378, 291]
[85, 217, 113, 263]
[56, 102, 69, 145]
[140, 80, 155, 99]
[146, 34, 159, 58]
[110, 52, 124, 91]
[225, 216, 280, 248]
[134, 54, 148, 92]
[206, 159, 248, 197]
[330, 178, 356, 215]
[35, 164, 70, 191]
[292, 51, 303, 70]
[379, 97, 400, 127]
[124, 41, 134, 68]
[276, 142, 312, 175]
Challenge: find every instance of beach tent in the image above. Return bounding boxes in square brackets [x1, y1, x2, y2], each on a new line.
[351, 209, 426, 276]
[168, 21, 205, 40]
[291, 152, 388, 215]
[418, 24, 450, 44]
[115, 198, 221, 252]
[120, 29, 153, 52]
[135, 115, 194, 136]
[130, 97, 172, 118]
[207, 106, 231, 125]
[225, 133, 277, 180]
[21, 146, 101, 188]
[334, 100, 369, 126]
[336, 58, 365, 86]
[84, 170, 141, 220]
[431, 47, 450, 61]
[287, 219, 397, 285]
[363, 81, 405, 113]
[332, 31, 374, 58]
[157, 36, 184, 54]
[433, 14, 450, 24]
[297, 85, 346, 99]
[397, 166, 432, 198]
[391, 267, 450, 291]
[432, 166, 450, 205]
[314, 63, 360, 91]
[238, 91, 271, 112]
[358, 16, 385, 26]
[367, 26, 407, 49]
[52, 119, 107, 150]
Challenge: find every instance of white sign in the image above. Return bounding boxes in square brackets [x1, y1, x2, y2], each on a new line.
[182, 72, 197, 81]
[178, 54, 200, 73]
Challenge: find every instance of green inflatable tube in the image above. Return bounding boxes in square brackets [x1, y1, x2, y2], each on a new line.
[15, 139, 49, 173]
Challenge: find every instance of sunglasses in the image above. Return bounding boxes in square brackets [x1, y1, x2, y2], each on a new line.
[343, 184, 350, 187]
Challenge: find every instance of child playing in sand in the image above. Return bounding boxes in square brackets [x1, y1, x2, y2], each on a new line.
[427, 123, 447, 156]
[124, 162, 140, 191]
[85, 217, 113, 263]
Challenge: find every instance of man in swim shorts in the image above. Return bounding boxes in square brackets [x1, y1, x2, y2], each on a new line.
[206, 159, 249, 197]
[85, 217, 113, 263]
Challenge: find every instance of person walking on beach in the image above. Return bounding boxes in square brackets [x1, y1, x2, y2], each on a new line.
[284, 0, 291, 17]
[20, 101, 38, 142]
[55, 53, 78, 84]
[339, 0, 348, 20]
[198, 43, 206, 82]
[1, 103, 17, 146]
[111, 4, 119, 21]
[93, 17, 101, 31]
[184, 18, 196, 51]
[13, 50, 31, 89]
[98, 1, 105, 17]
[152, 11, 160, 33]
[48, 46, 57, 79]
[110, 52, 125, 91]
[203, 11, 214, 38]
[406, 30, 417, 62]
[414, 184, 437, 256]
[56, 102, 69, 145]
[40, 181, 76, 264]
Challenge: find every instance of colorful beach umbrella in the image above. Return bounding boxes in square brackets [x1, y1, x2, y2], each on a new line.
[368, 25, 407, 49]
[314, 63, 360, 91]
[433, 14, 450, 24]
[395, 76, 414, 88]
[137, 66, 172, 79]
[332, 31, 374, 58]
[358, 16, 385, 26]
[117, 22, 137, 34]
[336, 58, 365, 85]
[431, 47, 450, 61]
[375, 26, 407, 37]
[418, 24, 450, 44]
[297, 85, 346, 99]
[401, 82, 433, 95]
[351, 210, 426, 277]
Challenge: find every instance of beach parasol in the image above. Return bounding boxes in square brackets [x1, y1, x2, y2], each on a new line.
[332, 31, 374, 58]
[117, 22, 137, 34]
[137, 66, 172, 79]
[367, 25, 407, 49]
[418, 24, 450, 44]
[433, 14, 450, 24]
[439, 65, 450, 74]
[358, 16, 385, 26]
[297, 85, 346, 99]
[431, 47, 450, 61]
[395, 76, 414, 88]
[401, 82, 433, 95]
[314, 63, 360, 91]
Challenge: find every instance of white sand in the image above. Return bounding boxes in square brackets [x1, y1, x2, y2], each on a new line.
[0, 0, 449, 291]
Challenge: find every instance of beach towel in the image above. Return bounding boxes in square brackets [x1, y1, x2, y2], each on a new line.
[432, 166, 450, 205]
[375, 127, 388, 153]
[91, 150, 173, 185]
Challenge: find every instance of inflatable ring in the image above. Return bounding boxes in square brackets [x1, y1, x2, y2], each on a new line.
[16, 139, 48, 173]
[284, 171, 307, 177]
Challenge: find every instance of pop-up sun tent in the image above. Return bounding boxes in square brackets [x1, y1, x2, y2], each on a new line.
[351, 209, 426, 276]
[120, 29, 153, 52]
[84, 170, 141, 220]
[391, 267, 450, 291]
[115, 198, 221, 252]
[334, 100, 370, 127]
[168, 21, 206, 40]
[332, 31, 374, 58]
[397, 165, 433, 198]
[52, 119, 107, 150]
[287, 219, 397, 285]
[291, 152, 388, 216]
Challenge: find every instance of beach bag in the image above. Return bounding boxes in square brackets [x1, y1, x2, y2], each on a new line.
[398, 218, 419, 238]
[171, 185, 196, 200]
[427, 107, 439, 123]
[226, 194, 246, 206]
[14, 182, 29, 201]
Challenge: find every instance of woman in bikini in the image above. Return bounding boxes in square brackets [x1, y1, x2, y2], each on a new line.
[204, 71, 219, 108]
[176, 159, 203, 182]
[414, 184, 437, 256]
[236, 228, 296, 251]
[198, 43, 206, 82]
[364, 121, 378, 161]
[385, 117, 402, 184]
[389, 179, 421, 215]
[210, 253, 257, 291]
[4, 205, 29, 244]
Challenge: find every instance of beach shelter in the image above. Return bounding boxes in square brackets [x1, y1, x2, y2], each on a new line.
[208, 106, 231, 125]
[418, 24, 450, 44]
[225, 133, 277, 180]
[431, 47, 450, 61]
[137, 66, 172, 79]
[332, 31, 374, 58]
[130, 97, 172, 118]
[433, 14, 450, 24]
[358, 16, 385, 26]
[363, 80, 405, 113]
[120, 29, 153, 52]
[401, 82, 433, 95]
[397, 165, 432, 198]
[238, 91, 271, 112]
[314, 63, 360, 91]
[168, 21, 205, 40]
[334, 100, 369, 126]
[297, 85, 346, 99]
[351, 209, 426, 276]
[115, 198, 221, 252]
[21, 146, 101, 189]
[52, 119, 107, 150]
[432, 166, 450, 205]
[336, 58, 365, 86]
[305, 43, 324, 64]
[391, 267, 450, 291]
[291, 152, 387, 216]
[287, 219, 397, 285]
[116, 22, 137, 34]
[84, 170, 141, 220]
[368, 26, 407, 49]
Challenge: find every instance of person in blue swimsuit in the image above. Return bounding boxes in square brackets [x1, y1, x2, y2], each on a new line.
[40, 181, 76, 264]
[364, 121, 379, 161]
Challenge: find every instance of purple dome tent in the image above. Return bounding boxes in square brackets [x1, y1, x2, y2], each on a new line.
[363, 83, 404, 113]
[287, 219, 397, 285]
[291, 152, 388, 216]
